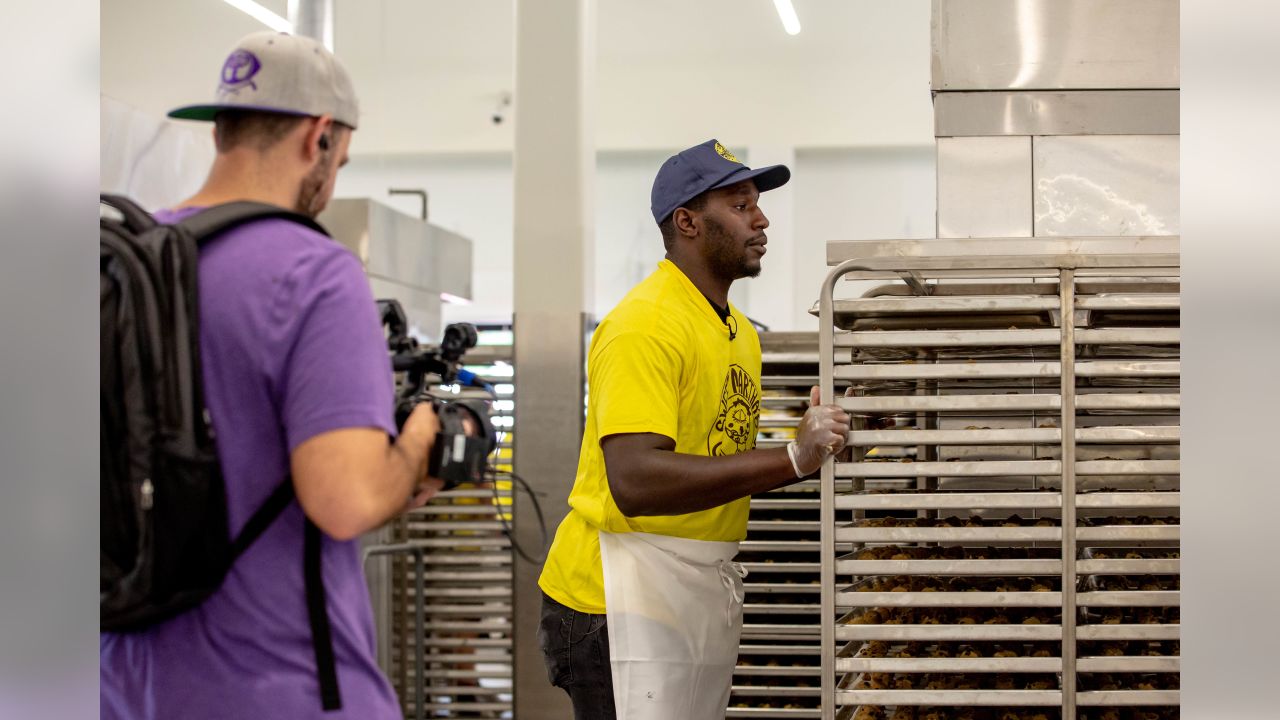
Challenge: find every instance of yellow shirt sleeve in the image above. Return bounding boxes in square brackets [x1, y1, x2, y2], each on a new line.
[592, 329, 685, 442]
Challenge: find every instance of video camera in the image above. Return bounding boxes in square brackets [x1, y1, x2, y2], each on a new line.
[379, 299, 496, 490]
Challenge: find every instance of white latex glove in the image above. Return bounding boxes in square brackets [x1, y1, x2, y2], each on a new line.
[787, 386, 852, 477]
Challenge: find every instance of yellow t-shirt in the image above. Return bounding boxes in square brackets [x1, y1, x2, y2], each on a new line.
[538, 259, 763, 614]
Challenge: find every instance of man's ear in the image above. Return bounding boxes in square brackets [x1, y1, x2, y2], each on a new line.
[672, 206, 701, 239]
[302, 114, 335, 161]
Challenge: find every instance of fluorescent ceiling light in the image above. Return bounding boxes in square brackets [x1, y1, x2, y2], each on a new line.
[222, 0, 293, 33]
[772, 0, 801, 35]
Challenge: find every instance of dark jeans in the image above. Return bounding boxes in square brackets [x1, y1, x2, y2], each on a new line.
[538, 591, 616, 720]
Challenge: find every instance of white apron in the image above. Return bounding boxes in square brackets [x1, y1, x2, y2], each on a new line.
[599, 530, 747, 720]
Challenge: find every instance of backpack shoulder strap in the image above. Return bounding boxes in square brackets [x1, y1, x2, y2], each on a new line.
[229, 478, 297, 560]
[101, 194, 158, 233]
[305, 520, 342, 710]
[228, 478, 342, 711]
[176, 201, 329, 243]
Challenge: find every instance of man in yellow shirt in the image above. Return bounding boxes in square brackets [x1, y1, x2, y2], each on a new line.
[537, 139, 851, 719]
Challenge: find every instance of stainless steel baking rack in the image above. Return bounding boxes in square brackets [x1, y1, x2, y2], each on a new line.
[816, 238, 1180, 720]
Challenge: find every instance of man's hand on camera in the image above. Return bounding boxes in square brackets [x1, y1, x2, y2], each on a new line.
[400, 402, 445, 508]
[789, 385, 852, 477]
[408, 480, 445, 509]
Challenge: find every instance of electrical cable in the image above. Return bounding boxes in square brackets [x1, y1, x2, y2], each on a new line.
[486, 462, 549, 565]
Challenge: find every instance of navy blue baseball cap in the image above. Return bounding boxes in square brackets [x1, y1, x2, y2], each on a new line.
[650, 139, 791, 224]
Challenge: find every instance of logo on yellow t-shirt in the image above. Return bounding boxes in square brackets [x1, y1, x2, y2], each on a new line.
[708, 363, 759, 456]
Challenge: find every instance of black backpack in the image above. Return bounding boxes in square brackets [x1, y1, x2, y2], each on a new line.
[100, 195, 343, 710]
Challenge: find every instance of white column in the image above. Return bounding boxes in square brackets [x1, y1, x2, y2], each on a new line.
[511, 1, 594, 718]
[743, 145, 797, 331]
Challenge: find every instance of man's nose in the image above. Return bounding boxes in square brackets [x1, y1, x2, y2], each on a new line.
[754, 207, 770, 231]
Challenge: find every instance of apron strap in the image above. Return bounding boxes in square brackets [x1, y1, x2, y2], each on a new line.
[716, 560, 748, 626]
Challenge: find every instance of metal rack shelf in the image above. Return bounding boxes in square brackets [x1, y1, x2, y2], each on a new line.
[837, 624, 1064, 642]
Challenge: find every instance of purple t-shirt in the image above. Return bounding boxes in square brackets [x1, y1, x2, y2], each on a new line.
[101, 209, 402, 719]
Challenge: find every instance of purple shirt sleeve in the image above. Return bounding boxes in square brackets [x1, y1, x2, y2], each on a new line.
[269, 246, 396, 453]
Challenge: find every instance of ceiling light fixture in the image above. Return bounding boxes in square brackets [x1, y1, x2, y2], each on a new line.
[222, 0, 293, 33]
[772, 0, 801, 35]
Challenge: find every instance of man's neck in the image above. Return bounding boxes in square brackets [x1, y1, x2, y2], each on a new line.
[177, 153, 299, 212]
[666, 253, 731, 307]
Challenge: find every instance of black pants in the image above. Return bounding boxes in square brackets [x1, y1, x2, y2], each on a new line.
[538, 591, 616, 720]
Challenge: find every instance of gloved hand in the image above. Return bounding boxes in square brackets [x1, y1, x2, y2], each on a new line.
[788, 386, 852, 477]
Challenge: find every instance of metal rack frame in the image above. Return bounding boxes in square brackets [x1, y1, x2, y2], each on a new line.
[817, 238, 1180, 720]
[363, 343, 516, 719]
[731, 332, 825, 718]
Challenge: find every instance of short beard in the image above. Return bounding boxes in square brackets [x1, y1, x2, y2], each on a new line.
[294, 150, 332, 218]
[704, 216, 760, 280]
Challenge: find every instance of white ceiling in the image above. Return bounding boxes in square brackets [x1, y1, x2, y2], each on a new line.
[102, 0, 935, 154]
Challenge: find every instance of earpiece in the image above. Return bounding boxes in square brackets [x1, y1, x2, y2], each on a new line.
[318, 134, 330, 151]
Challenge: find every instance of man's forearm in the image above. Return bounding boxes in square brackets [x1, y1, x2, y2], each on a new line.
[293, 418, 435, 541]
[609, 446, 799, 517]
[603, 396, 850, 519]
[364, 440, 427, 524]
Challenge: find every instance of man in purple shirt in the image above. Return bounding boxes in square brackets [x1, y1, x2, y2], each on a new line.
[100, 31, 441, 719]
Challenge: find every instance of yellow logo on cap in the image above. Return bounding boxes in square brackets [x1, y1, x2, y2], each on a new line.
[714, 142, 741, 164]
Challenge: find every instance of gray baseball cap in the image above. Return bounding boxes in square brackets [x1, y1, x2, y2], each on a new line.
[169, 31, 359, 129]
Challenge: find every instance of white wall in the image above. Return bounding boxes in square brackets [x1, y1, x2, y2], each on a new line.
[100, 96, 214, 210]
[102, 1, 933, 155]
[791, 146, 939, 319]
[100, 102, 938, 331]
[100, 123, 939, 331]
[335, 150, 676, 328]
[101, 1, 939, 332]
[335, 145, 938, 331]
[590, 151, 669, 320]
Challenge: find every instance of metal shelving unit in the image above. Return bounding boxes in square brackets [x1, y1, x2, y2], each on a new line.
[365, 342, 516, 719]
[731, 332, 825, 718]
[816, 238, 1180, 720]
